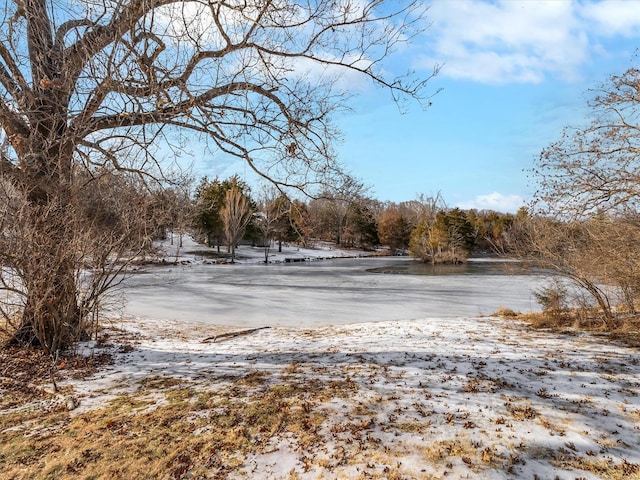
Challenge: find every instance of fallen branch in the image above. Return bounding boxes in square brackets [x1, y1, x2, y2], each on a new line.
[202, 326, 271, 343]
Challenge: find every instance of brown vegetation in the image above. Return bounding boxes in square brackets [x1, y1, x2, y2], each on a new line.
[520, 65, 640, 334]
[3, 315, 640, 479]
[496, 308, 640, 347]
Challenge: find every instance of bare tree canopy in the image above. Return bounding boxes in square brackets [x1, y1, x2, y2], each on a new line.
[0, 0, 436, 192]
[0, 0, 436, 351]
[533, 67, 640, 217]
[526, 65, 640, 324]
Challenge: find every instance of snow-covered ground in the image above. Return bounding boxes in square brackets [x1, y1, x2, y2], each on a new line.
[68, 314, 640, 479]
[152, 234, 375, 264]
[45, 237, 637, 478]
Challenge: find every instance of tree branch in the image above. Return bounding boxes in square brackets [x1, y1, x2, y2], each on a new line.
[80, 80, 296, 134]
[0, 147, 23, 184]
[25, 0, 56, 83]
[63, 0, 180, 87]
[0, 41, 30, 102]
[55, 19, 96, 49]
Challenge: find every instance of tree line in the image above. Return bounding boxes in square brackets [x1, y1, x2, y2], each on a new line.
[188, 176, 521, 263]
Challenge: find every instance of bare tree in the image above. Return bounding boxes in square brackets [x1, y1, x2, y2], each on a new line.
[578, 214, 640, 315]
[342, 198, 380, 249]
[533, 67, 640, 217]
[255, 185, 294, 262]
[153, 184, 193, 249]
[0, 0, 437, 350]
[221, 186, 252, 263]
[405, 192, 448, 263]
[527, 65, 640, 326]
[506, 216, 621, 326]
[308, 177, 367, 245]
[402, 192, 445, 227]
[0, 171, 150, 351]
[255, 185, 277, 262]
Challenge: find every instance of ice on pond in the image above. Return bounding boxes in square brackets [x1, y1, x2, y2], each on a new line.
[120, 256, 546, 328]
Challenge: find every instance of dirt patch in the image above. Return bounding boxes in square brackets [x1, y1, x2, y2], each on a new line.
[0, 346, 113, 410]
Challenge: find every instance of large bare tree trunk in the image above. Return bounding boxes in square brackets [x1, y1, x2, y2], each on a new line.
[7, 185, 84, 351]
[12, 265, 80, 352]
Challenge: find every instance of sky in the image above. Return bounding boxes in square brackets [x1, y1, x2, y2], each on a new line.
[197, 0, 640, 213]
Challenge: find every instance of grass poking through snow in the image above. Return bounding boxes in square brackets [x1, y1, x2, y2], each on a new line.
[2, 315, 640, 479]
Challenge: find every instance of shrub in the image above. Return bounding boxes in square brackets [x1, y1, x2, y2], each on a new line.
[534, 279, 568, 323]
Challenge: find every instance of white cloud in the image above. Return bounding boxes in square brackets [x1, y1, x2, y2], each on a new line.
[414, 0, 640, 85]
[579, 1, 640, 37]
[456, 192, 525, 213]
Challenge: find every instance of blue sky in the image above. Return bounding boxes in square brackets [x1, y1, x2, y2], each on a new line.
[198, 1, 640, 213]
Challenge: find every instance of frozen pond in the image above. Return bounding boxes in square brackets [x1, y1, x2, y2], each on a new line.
[120, 257, 547, 328]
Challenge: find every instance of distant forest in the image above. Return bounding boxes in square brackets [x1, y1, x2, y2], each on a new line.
[152, 175, 524, 264]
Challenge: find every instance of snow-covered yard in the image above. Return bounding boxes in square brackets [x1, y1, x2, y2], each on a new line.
[151, 235, 375, 265]
[2, 239, 639, 479]
[50, 314, 640, 479]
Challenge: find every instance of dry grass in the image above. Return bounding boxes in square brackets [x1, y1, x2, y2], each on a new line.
[3, 316, 640, 479]
[555, 457, 640, 480]
[0, 316, 18, 347]
[496, 309, 640, 347]
[0, 372, 362, 480]
[0, 323, 8, 344]
[504, 400, 538, 421]
[538, 417, 567, 437]
[3, 358, 561, 479]
[0, 344, 113, 437]
[494, 307, 520, 318]
[422, 435, 503, 472]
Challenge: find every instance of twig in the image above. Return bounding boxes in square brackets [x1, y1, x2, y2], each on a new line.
[202, 326, 270, 343]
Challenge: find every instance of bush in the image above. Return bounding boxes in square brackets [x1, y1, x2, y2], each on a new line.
[534, 279, 568, 323]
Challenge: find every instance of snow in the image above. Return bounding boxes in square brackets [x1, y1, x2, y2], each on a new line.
[65, 318, 640, 478]
[151, 234, 372, 264]
[58, 238, 640, 477]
